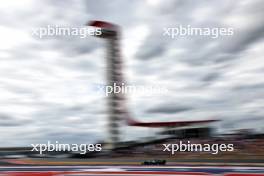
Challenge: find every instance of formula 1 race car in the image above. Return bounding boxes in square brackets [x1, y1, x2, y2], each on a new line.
[141, 159, 166, 165]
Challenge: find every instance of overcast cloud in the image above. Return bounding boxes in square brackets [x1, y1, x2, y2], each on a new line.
[0, 0, 263, 146]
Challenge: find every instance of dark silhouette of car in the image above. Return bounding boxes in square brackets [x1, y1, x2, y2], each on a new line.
[141, 159, 166, 165]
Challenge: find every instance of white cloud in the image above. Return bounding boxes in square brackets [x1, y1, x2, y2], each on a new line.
[0, 0, 263, 146]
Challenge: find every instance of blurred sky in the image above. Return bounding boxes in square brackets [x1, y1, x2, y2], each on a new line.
[0, 0, 264, 146]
